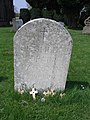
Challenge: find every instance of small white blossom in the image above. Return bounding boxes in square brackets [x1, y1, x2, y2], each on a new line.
[43, 88, 55, 97]
[41, 97, 45, 102]
[82, 86, 85, 89]
[60, 93, 66, 98]
[18, 88, 24, 94]
[50, 89, 56, 96]
[81, 85, 85, 89]
[29, 87, 38, 100]
[43, 90, 50, 96]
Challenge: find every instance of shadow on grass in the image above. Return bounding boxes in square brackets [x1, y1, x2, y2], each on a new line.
[0, 76, 8, 82]
[66, 81, 90, 89]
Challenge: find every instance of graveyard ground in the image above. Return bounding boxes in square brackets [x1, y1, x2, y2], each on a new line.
[0, 27, 90, 120]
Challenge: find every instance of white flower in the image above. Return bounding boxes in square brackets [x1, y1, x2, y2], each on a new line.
[29, 87, 38, 100]
[50, 89, 56, 96]
[60, 93, 66, 98]
[43, 88, 55, 97]
[41, 97, 45, 102]
[43, 91, 48, 96]
[81, 85, 85, 89]
[18, 89, 24, 94]
[82, 86, 85, 89]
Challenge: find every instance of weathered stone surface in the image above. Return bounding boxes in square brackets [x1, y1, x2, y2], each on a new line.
[82, 16, 90, 34]
[12, 18, 23, 32]
[14, 18, 72, 91]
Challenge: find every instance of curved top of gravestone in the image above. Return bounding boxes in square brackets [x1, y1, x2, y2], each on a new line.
[14, 18, 70, 37]
[14, 18, 72, 91]
[84, 16, 90, 26]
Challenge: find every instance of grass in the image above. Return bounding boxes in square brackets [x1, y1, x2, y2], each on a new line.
[0, 27, 90, 120]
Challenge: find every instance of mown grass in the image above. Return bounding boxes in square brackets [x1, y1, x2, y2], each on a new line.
[0, 27, 90, 120]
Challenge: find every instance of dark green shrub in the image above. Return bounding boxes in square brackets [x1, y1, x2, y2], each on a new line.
[30, 8, 41, 19]
[53, 10, 63, 22]
[42, 8, 53, 19]
[20, 8, 30, 23]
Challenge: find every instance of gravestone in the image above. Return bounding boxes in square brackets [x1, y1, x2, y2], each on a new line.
[12, 18, 23, 32]
[59, 21, 64, 26]
[82, 16, 90, 34]
[14, 18, 72, 91]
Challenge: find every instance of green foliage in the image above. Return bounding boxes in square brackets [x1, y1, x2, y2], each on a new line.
[42, 9, 53, 19]
[26, 0, 61, 12]
[86, 4, 90, 15]
[26, 0, 90, 28]
[58, 0, 81, 7]
[53, 10, 63, 21]
[26, 0, 62, 21]
[30, 8, 41, 19]
[0, 27, 90, 120]
[20, 8, 30, 23]
[15, 13, 20, 17]
[26, 0, 46, 9]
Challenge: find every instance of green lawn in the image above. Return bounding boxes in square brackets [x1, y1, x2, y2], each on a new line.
[0, 27, 90, 120]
